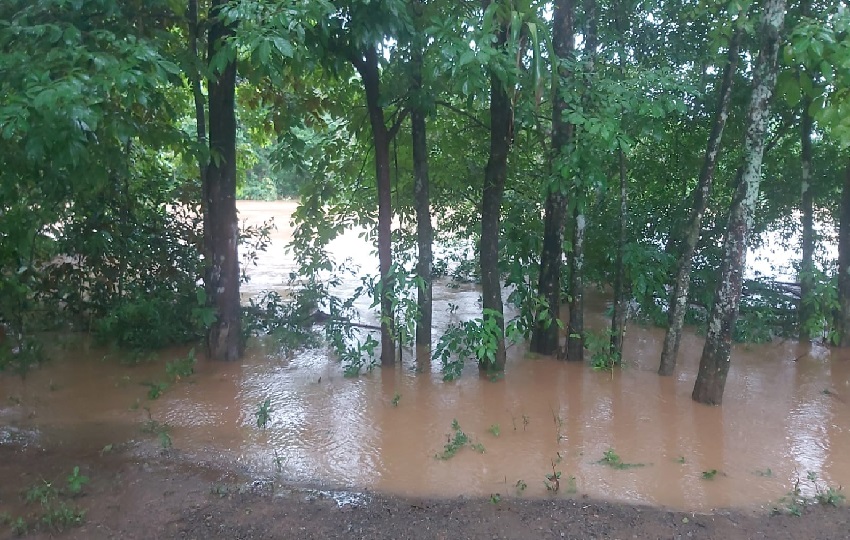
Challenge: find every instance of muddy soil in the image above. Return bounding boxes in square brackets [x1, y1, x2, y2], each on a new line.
[1, 443, 848, 540]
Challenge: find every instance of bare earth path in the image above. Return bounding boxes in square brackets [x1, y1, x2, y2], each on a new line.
[1, 444, 849, 540]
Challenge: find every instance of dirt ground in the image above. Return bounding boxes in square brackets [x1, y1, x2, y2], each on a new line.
[1, 443, 849, 540]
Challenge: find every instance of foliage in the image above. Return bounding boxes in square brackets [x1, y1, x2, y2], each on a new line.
[13, 468, 89, 535]
[585, 330, 622, 372]
[256, 398, 273, 429]
[597, 448, 645, 470]
[435, 419, 485, 460]
[433, 309, 515, 380]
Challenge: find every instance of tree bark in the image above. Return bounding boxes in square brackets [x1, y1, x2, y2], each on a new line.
[352, 46, 396, 366]
[610, 149, 629, 357]
[835, 160, 850, 346]
[480, 21, 511, 372]
[410, 26, 433, 363]
[205, 0, 242, 361]
[565, 0, 597, 363]
[692, 0, 785, 405]
[658, 26, 742, 376]
[799, 100, 814, 341]
[531, 0, 574, 356]
[188, 0, 211, 295]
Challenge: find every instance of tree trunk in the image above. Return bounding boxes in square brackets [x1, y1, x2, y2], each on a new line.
[835, 160, 850, 346]
[692, 0, 785, 405]
[799, 100, 814, 341]
[658, 26, 742, 376]
[531, 0, 574, 356]
[411, 34, 433, 363]
[480, 25, 511, 372]
[205, 0, 242, 361]
[188, 0, 211, 294]
[566, 208, 585, 362]
[610, 149, 629, 357]
[353, 46, 396, 366]
[565, 0, 597, 363]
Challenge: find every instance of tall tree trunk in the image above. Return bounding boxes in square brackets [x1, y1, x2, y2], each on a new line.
[799, 100, 814, 341]
[205, 0, 241, 360]
[610, 149, 629, 357]
[352, 46, 396, 366]
[480, 22, 511, 372]
[531, 0, 574, 356]
[565, 0, 597, 363]
[188, 0, 211, 295]
[692, 0, 785, 405]
[658, 26, 742, 376]
[410, 29, 433, 363]
[835, 161, 850, 346]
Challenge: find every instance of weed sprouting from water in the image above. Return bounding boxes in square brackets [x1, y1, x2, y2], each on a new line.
[165, 348, 196, 382]
[755, 468, 773, 477]
[141, 408, 172, 449]
[256, 398, 273, 429]
[773, 470, 846, 515]
[515, 480, 527, 494]
[143, 380, 169, 400]
[14, 469, 88, 534]
[597, 448, 645, 470]
[435, 420, 485, 460]
[65, 467, 89, 496]
[487, 424, 500, 437]
[489, 493, 501, 504]
[701, 469, 719, 480]
[675, 456, 686, 464]
[391, 393, 401, 407]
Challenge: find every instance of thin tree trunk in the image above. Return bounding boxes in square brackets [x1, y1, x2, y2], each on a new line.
[799, 100, 815, 341]
[835, 160, 850, 346]
[353, 46, 396, 366]
[205, 0, 241, 361]
[692, 0, 785, 405]
[480, 20, 511, 372]
[610, 149, 629, 357]
[188, 0, 210, 295]
[531, 0, 574, 356]
[410, 30, 433, 363]
[658, 26, 742, 376]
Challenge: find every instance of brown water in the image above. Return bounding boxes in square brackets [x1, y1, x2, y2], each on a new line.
[2, 200, 850, 512]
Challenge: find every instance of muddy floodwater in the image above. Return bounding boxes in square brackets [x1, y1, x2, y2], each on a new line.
[2, 200, 850, 513]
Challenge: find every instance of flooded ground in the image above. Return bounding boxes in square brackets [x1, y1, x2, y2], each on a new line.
[2, 200, 849, 514]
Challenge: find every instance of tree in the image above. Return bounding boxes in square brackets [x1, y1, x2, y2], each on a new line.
[479, 0, 512, 372]
[531, 0, 574, 357]
[204, 0, 243, 361]
[692, 0, 786, 405]
[658, 18, 744, 376]
[410, 0, 434, 362]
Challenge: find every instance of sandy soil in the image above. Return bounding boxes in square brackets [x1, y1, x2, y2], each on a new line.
[1, 443, 849, 540]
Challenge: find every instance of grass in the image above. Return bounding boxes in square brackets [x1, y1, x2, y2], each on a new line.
[487, 424, 500, 437]
[10, 468, 88, 535]
[597, 448, 645, 470]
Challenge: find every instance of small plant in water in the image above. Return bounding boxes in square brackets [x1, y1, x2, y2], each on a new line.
[755, 468, 773, 477]
[489, 493, 501, 504]
[391, 393, 401, 407]
[598, 448, 645, 470]
[65, 467, 89, 496]
[701, 469, 719, 480]
[515, 480, 527, 494]
[256, 398, 273, 429]
[675, 456, 686, 464]
[487, 424, 500, 437]
[165, 348, 196, 382]
[435, 419, 485, 460]
[143, 380, 169, 400]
